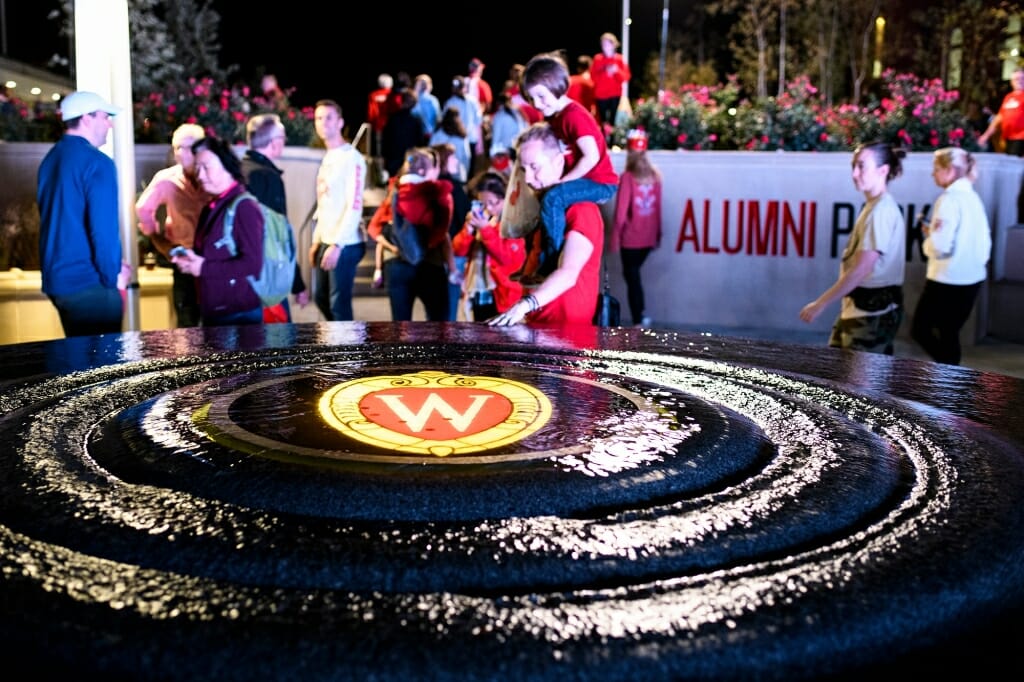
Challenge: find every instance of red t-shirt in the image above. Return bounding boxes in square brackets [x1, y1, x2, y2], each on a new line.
[567, 73, 597, 115]
[367, 87, 391, 132]
[527, 203, 604, 325]
[998, 90, 1024, 141]
[591, 53, 631, 100]
[398, 179, 454, 248]
[548, 101, 619, 185]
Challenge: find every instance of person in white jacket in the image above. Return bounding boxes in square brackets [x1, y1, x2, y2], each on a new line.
[911, 147, 993, 365]
[309, 99, 367, 321]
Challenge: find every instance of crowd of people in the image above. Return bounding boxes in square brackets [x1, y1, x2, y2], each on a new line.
[35, 31, 1000, 367]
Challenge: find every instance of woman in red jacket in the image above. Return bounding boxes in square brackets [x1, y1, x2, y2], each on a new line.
[452, 171, 527, 321]
[367, 147, 456, 321]
[591, 32, 631, 134]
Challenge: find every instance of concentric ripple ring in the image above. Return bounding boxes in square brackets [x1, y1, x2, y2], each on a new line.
[0, 322, 1022, 681]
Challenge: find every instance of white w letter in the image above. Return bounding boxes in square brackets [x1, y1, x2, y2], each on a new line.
[375, 393, 492, 432]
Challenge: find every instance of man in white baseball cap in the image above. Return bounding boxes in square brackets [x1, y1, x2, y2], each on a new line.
[36, 90, 129, 337]
[59, 90, 122, 120]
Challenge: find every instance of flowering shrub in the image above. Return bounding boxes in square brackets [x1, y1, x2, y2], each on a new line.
[0, 71, 982, 153]
[0, 96, 62, 142]
[733, 75, 847, 151]
[134, 77, 315, 146]
[614, 70, 980, 153]
[842, 69, 975, 151]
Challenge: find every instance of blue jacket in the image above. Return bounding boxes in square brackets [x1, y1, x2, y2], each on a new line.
[36, 135, 122, 296]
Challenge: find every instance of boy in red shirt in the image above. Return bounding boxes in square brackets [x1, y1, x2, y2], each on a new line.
[519, 52, 618, 279]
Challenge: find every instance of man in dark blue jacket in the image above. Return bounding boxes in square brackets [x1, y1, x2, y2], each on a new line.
[37, 91, 128, 337]
[240, 113, 308, 322]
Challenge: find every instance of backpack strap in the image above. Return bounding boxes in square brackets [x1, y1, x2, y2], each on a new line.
[214, 191, 257, 256]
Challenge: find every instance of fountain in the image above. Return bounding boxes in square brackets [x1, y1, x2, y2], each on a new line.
[1, 321, 1022, 680]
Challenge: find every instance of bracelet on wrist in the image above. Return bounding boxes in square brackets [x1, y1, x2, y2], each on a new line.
[520, 294, 540, 313]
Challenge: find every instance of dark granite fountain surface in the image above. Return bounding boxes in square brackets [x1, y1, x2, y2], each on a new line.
[1, 322, 1022, 680]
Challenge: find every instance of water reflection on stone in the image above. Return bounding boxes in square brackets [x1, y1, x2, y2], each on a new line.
[0, 321, 1022, 680]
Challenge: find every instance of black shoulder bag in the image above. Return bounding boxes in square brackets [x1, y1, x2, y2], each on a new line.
[593, 260, 621, 326]
[390, 190, 426, 266]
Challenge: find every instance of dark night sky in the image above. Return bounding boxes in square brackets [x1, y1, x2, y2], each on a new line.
[3, 0, 670, 133]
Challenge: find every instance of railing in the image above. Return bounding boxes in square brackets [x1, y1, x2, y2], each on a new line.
[352, 122, 371, 158]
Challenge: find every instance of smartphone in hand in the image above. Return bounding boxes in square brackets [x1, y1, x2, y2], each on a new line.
[169, 246, 188, 258]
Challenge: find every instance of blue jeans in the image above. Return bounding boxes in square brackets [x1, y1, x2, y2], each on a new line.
[202, 306, 264, 327]
[385, 258, 449, 321]
[539, 179, 617, 275]
[448, 255, 467, 321]
[313, 242, 366, 321]
[49, 285, 123, 337]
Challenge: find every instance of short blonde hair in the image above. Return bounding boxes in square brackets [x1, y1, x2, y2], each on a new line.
[171, 123, 205, 147]
[934, 147, 978, 182]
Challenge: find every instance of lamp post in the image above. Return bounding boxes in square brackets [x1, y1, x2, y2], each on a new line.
[621, 0, 630, 99]
[658, 0, 669, 99]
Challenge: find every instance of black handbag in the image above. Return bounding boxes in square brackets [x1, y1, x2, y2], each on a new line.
[593, 261, 621, 326]
[390, 191, 425, 266]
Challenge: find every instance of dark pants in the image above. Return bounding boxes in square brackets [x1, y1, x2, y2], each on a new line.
[596, 97, 619, 130]
[911, 279, 981, 365]
[384, 258, 449, 321]
[620, 247, 651, 325]
[49, 285, 122, 337]
[313, 242, 366, 321]
[172, 269, 200, 328]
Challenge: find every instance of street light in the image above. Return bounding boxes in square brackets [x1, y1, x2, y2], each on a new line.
[658, 0, 669, 99]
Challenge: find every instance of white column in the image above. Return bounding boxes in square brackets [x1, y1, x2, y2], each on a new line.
[73, 0, 139, 331]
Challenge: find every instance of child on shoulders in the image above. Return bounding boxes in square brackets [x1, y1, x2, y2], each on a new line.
[518, 51, 619, 279]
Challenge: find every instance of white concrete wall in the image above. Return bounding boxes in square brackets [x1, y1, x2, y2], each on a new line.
[2, 145, 1021, 342]
[599, 151, 1024, 340]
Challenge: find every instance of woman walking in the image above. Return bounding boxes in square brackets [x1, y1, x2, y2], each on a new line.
[911, 147, 992, 365]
